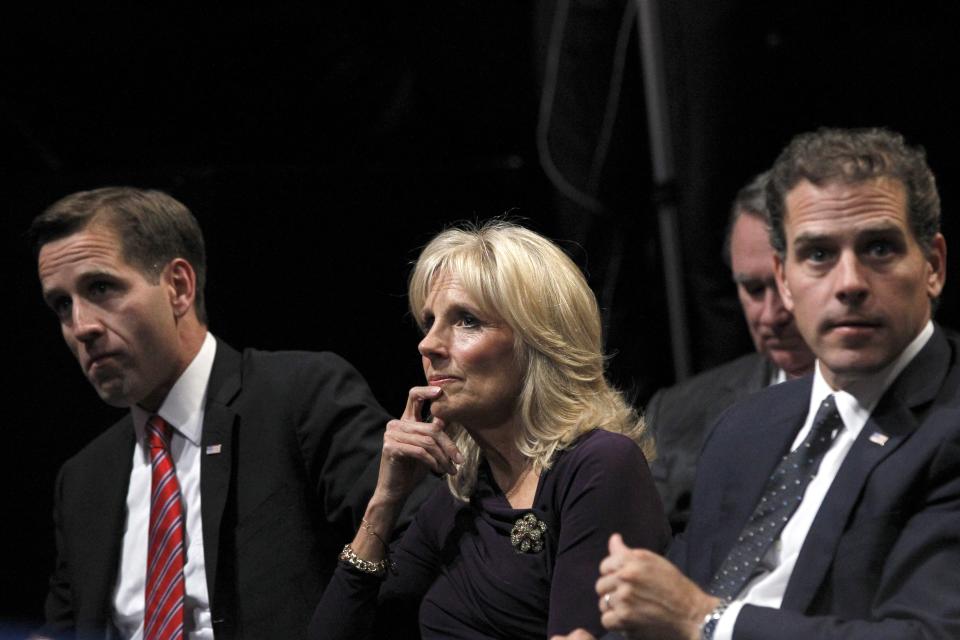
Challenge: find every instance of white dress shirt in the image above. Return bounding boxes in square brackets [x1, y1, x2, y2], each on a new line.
[714, 321, 933, 640]
[112, 332, 217, 639]
[769, 367, 787, 387]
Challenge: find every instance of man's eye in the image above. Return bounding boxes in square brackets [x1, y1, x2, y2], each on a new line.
[87, 280, 117, 298]
[742, 283, 765, 298]
[867, 241, 893, 258]
[802, 246, 834, 264]
[89, 281, 112, 295]
[52, 297, 72, 318]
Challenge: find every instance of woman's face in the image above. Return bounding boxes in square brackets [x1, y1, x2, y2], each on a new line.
[417, 274, 523, 431]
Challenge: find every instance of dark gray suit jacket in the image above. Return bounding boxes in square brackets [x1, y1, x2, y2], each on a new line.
[646, 352, 772, 533]
[670, 326, 960, 639]
[41, 340, 392, 639]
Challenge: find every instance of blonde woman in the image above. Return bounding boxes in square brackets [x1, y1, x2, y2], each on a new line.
[311, 221, 668, 639]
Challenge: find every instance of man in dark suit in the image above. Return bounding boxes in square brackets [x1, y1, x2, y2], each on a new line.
[556, 128, 960, 640]
[647, 171, 814, 533]
[31, 188, 393, 639]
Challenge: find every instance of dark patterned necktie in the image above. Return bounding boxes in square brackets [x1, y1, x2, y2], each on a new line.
[707, 394, 843, 600]
[145, 416, 186, 640]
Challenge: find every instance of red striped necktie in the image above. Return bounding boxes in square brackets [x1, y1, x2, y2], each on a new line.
[145, 415, 186, 640]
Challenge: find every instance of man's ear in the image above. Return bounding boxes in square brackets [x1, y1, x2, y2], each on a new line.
[164, 258, 197, 319]
[773, 252, 794, 312]
[925, 233, 947, 300]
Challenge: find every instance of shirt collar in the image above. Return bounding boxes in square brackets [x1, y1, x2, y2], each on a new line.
[809, 320, 933, 421]
[770, 367, 787, 386]
[132, 331, 218, 446]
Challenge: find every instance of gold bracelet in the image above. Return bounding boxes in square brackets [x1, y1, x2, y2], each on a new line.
[360, 517, 388, 550]
[339, 544, 388, 578]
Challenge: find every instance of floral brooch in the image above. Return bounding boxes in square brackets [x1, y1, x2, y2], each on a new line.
[511, 512, 548, 553]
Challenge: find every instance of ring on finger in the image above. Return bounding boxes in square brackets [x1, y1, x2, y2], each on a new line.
[603, 592, 613, 610]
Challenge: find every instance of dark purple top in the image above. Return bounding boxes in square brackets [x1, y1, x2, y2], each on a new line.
[310, 429, 669, 639]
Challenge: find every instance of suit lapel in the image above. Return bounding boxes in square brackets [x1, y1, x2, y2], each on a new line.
[781, 403, 915, 610]
[82, 419, 136, 623]
[200, 341, 242, 601]
[782, 327, 950, 611]
[746, 354, 773, 393]
[710, 379, 810, 576]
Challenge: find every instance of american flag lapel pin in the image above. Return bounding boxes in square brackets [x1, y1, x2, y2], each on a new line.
[868, 432, 889, 446]
[205, 444, 223, 455]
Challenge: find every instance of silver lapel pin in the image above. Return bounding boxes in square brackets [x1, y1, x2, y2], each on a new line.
[868, 432, 889, 446]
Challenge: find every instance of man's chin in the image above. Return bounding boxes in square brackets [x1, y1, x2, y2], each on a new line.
[91, 380, 134, 408]
[768, 349, 816, 377]
[819, 351, 896, 388]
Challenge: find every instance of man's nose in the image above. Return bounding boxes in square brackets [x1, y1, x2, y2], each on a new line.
[760, 286, 790, 326]
[834, 251, 869, 306]
[71, 299, 104, 343]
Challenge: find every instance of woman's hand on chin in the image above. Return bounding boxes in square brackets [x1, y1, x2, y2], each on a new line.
[372, 385, 464, 505]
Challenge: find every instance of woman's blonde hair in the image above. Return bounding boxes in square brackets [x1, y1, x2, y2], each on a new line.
[408, 220, 651, 500]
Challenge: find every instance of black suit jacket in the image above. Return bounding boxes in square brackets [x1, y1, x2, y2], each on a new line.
[646, 352, 772, 533]
[41, 340, 393, 639]
[670, 326, 960, 639]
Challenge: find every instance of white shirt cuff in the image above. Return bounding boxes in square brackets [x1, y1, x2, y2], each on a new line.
[712, 600, 744, 640]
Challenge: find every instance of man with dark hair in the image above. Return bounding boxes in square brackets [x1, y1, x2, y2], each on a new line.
[647, 171, 814, 534]
[31, 187, 395, 639]
[556, 127, 960, 640]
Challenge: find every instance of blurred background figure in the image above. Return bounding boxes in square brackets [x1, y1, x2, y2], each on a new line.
[646, 171, 814, 533]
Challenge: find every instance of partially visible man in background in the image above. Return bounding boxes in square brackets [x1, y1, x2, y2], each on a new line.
[646, 171, 815, 533]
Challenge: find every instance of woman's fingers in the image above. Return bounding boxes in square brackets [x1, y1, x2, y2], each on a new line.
[401, 385, 442, 422]
[387, 440, 449, 474]
[431, 418, 464, 466]
[385, 418, 460, 475]
[391, 386, 464, 474]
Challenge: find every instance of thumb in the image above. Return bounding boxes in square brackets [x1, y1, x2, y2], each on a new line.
[608, 532, 628, 555]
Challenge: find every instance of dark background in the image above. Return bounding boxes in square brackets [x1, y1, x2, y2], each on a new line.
[3, 2, 959, 629]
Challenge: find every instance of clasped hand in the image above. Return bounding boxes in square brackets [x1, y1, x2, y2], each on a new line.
[552, 534, 719, 640]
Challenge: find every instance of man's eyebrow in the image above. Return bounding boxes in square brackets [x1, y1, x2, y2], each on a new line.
[42, 269, 117, 298]
[791, 232, 829, 247]
[732, 273, 770, 284]
[41, 286, 64, 305]
[857, 225, 907, 240]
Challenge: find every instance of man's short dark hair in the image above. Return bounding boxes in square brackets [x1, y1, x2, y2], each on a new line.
[29, 187, 209, 324]
[767, 127, 940, 256]
[722, 170, 771, 266]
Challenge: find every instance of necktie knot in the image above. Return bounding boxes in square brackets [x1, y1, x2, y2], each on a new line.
[147, 416, 173, 450]
[813, 395, 842, 433]
[804, 395, 843, 456]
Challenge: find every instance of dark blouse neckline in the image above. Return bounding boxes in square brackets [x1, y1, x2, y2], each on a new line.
[473, 429, 598, 511]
